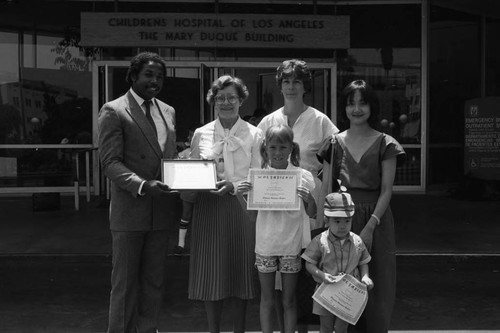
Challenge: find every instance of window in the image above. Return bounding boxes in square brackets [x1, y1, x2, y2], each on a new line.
[335, 4, 422, 187]
[428, 5, 481, 185]
[0, 30, 93, 188]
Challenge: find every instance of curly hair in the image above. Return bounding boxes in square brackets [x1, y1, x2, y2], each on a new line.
[125, 52, 167, 85]
[275, 59, 312, 94]
[206, 75, 249, 105]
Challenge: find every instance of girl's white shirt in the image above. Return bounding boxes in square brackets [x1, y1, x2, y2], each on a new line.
[254, 164, 315, 256]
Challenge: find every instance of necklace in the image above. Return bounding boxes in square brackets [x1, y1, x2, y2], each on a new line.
[328, 230, 351, 275]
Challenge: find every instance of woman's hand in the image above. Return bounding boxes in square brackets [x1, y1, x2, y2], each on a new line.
[211, 180, 234, 196]
[360, 156, 397, 251]
[237, 181, 252, 195]
[359, 218, 377, 251]
[359, 228, 373, 252]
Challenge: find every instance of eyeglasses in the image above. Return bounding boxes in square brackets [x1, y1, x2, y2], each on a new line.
[214, 95, 239, 105]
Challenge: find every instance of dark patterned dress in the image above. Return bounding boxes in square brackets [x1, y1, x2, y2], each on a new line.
[317, 132, 405, 333]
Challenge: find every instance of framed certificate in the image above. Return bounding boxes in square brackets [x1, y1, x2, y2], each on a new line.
[247, 169, 301, 211]
[161, 159, 217, 190]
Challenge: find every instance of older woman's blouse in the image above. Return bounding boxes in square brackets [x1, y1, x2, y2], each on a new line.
[190, 117, 262, 187]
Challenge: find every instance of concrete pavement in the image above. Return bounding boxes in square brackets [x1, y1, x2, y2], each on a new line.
[1, 255, 499, 332]
[0, 193, 499, 332]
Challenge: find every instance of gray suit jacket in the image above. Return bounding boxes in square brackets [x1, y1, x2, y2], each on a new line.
[98, 91, 177, 231]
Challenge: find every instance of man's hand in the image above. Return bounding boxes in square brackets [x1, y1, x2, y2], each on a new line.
[142, 180, 176, 197]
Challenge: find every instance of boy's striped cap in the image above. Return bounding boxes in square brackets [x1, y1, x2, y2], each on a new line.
[324, 192, 355, 217]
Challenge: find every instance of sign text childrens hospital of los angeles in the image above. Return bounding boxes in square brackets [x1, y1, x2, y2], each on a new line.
[80, 13, 349, 49]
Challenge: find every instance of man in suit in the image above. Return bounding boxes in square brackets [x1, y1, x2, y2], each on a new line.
[98, 52, 177, 333]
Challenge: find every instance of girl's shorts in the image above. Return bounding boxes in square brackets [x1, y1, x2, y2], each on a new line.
[255, 254, 302, 273]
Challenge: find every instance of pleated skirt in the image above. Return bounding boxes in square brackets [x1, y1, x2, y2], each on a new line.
[188, 192, 256, 301]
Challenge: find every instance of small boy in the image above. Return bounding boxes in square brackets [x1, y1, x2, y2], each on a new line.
[301, 191, 374, 333]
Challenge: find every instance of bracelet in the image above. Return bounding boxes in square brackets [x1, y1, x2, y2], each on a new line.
[371, 214, 381, 225]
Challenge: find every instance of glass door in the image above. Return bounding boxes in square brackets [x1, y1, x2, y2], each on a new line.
[212, 62, 337, 124]
[92, 61, 336, 195]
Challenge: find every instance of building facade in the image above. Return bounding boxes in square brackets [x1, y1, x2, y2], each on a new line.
[0, 0, 499, 197]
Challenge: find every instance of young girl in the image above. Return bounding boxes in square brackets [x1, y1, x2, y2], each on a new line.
[237, 124, 317, 333]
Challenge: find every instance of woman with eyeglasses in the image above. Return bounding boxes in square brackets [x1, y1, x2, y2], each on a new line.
[187, 75, 263, 333]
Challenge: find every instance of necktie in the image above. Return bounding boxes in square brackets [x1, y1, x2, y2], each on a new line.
[144, 100, 157, 137]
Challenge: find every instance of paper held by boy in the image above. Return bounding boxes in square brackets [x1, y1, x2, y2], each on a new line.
[312, 273, 368, 325]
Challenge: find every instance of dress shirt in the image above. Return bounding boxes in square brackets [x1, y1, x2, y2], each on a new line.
[129, 88, 168, 149]
[129, 88, 168, 195]
[302, 230, 371, 283]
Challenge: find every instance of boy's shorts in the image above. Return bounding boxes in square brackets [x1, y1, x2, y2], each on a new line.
[255, 254, 302, 273]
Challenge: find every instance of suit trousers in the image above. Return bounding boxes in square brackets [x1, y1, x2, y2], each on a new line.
[108, 230, 169, 333]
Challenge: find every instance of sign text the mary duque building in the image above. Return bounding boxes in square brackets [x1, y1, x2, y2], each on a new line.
[80, 13, 349, 49]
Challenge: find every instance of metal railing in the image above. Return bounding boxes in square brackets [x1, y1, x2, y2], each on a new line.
[74, 147, 99, 210]
[0, 145, 97, 211]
